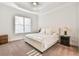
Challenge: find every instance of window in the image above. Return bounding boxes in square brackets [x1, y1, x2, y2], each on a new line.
[15, 16, 31, 34]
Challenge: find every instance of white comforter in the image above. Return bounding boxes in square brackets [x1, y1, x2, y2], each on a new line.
[25, 33, 59, 48]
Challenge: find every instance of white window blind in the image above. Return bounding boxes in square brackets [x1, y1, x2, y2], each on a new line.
[15, 16, 31, 34]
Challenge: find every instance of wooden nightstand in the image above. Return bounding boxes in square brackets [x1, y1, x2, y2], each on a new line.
[60, 35, 70, 46]
[0, 35, 8, 45]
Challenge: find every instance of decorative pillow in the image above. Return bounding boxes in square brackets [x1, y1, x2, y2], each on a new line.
[40, 28, 46, 34]
[45, 28, 54, 35]
[40, 27, 58, 35]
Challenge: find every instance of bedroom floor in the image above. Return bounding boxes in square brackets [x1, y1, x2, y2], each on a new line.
[0, 39, 78, 56]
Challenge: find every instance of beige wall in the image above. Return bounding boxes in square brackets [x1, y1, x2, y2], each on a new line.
[76, 3, 79, 46]
[38, 3, 78, 46]
[0, 4, 38, 41]
[0, 3, 78, 46]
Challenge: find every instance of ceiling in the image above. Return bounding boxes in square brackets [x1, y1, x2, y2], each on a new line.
[15, 2, 66, 13]
[1, 2, 73, 14]
[15, 2, 50, 12]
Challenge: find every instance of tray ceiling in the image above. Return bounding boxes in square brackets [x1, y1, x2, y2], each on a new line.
[1, 2, 74, 14]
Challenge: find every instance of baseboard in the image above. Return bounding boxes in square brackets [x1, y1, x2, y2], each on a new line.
[8, 39, 23, 43]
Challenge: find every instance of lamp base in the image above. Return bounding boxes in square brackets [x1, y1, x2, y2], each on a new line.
[64, 31, 67, 35]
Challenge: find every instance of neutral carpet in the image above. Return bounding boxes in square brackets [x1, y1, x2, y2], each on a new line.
[26, 49, 42, 56]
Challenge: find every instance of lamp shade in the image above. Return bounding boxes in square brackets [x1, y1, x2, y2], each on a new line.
[60, 26, 71, 36]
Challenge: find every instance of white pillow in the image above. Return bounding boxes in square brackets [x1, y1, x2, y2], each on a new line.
[40, 28, 46, 34]
[46, 28, 54, 35]
[40, 27, 58, 35]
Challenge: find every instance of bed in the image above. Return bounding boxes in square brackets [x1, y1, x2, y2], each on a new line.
[24, 27, 59, 52]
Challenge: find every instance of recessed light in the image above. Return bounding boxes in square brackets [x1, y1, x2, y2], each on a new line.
[32, 2, 39, 6]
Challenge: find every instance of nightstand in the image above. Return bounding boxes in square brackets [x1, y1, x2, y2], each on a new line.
[60, 35, 70, 46]
[0, 35, 8, 45]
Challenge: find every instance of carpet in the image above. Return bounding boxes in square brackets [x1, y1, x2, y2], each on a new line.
[26, 49, 42, 56]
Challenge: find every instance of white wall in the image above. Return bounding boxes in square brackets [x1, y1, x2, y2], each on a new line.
[0, 4, 38, 41]
[0, 3, 78, 46]
[38, 3, 78, 46]
[77, 3, 79, 47]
